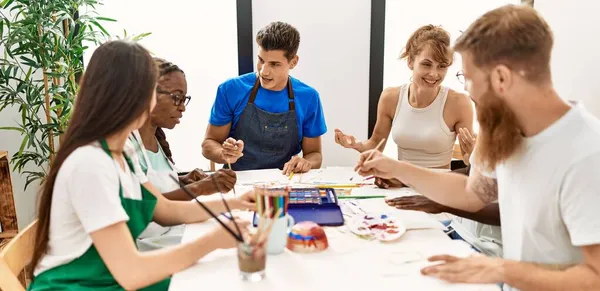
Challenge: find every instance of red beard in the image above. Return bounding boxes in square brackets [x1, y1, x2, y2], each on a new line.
[475, 87, 523, 171]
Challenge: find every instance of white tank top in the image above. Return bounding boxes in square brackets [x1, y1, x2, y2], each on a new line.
[391, 83, 456, 168]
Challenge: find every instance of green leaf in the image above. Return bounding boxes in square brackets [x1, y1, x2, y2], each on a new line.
[24, 66, 33, 82]
[1, 0, 15, 9]
[132, 32, 152, 41]
[17, 135, 27, 154]
[0, 126, 24, 133]
[96, 17, 117, 22]
[90, 20, 109, 36]
[19, 56, 38, 67]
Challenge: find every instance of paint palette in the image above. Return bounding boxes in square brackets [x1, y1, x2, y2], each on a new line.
[289, 188, 336, 205]
[349, 213, 406, 242]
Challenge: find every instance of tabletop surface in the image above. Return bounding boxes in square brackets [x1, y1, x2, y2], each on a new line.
[168, 167, 501, 291]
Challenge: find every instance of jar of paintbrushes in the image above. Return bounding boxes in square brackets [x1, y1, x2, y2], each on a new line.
[253, 183, 295, 255]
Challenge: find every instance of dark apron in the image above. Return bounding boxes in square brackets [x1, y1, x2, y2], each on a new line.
[229, 76, 300, 171]
[28, 139, 170, 291]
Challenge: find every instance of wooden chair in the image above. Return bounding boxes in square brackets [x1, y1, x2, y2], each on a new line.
[0, 151, 19, 242]
[0, 220, 37, 291]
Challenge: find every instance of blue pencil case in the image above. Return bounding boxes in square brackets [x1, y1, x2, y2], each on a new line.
[252, 188, 344, 227]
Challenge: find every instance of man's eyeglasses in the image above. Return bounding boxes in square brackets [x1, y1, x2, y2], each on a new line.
[456, 71, 466, 84]
[156, 88, 191, 106]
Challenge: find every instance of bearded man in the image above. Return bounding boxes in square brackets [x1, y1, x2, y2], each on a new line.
[355, 4, 600, 291]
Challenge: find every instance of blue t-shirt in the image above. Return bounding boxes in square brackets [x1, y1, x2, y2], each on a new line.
[209, 73, 327, 154]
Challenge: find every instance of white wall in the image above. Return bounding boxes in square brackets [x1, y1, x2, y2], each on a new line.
[0, 105, 40, 230]
[381, 0, 519, 158]
[535, 0, 600, 117]
[83, 0, 239, 172]
[252, 0, 372, 167]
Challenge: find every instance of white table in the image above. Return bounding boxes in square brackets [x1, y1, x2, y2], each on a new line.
[169, 168, 500, 291]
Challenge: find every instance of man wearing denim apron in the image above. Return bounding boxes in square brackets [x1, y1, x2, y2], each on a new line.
[202, 21, 327, 174]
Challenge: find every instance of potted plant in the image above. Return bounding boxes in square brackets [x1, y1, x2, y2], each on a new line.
[0, 0, 147, 189]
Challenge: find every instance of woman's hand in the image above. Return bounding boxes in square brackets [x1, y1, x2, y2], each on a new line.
[458, 128, 477, 164]
[374, 177, 405, 189]
[180, 168, 209, 184]
[190, 169, 237, 195]
[229, 190, 256, 211]
[385, 195, 448, 213]
[334, 129, 358, 149]
[206, 216, 250, 249]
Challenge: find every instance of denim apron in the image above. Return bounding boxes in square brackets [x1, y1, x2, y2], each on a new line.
[229, 76, 299, 171]
[28, 139, 170, 291]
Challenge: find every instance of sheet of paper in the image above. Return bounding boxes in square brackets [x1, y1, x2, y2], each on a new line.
[348, 186, 420, 198]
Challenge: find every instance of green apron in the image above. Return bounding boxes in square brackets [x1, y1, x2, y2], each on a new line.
[28, 139, 171, 291]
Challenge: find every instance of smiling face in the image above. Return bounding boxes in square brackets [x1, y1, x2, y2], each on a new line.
[150, 71, 187, 129]
[256, 46, 298, 91]
[409, 45, 450, 89]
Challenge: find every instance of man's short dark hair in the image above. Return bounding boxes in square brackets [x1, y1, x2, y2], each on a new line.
[256, 21, 300, 60]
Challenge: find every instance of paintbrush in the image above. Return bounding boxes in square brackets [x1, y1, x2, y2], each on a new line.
[258, 208, 283, 245]
[170, 175, 243, 242]
[251, 209, 269, 245]
[225, 158, 237, 196]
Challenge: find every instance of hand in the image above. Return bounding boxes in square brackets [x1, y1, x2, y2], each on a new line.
[207, 216, 250, 249]
[282, 156, 312, 175]
[458, 128, 477, 158]
[334, 128, 358, 149]
[230, 190, 256, 211]
[222, 138, 244, 164]
[180, 168, 209, 184]
[354, 150, 400, 180]
[421, 254, 504, 284]
[374, 177, 405, 189]
[200, 169, 237, 194]
[385, 195, 447, 213]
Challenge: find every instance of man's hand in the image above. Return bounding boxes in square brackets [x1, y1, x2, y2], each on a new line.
[180, 168, 209, 184]
[282, 156, 312, 175]
[375, 177, 405, 189]
[222, 138, 244, 164]
[354, 150, 401, 179]
[421, 254, 504, 284]
[385, 195, 447, 213]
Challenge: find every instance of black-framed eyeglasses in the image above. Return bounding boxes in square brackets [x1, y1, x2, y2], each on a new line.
[156, 88, 191, 106]
[456, 71, 466, 84]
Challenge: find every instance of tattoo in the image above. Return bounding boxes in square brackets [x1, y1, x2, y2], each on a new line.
[470, 171, 499, 204]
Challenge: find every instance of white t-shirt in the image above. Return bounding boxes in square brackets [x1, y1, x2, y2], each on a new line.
[34, 143, 144, 276]
[473, 102, 600, 291]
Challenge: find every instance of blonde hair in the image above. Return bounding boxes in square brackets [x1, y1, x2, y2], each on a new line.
[400, 25, 453, 66]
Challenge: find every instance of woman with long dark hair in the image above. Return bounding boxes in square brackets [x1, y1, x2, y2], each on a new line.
[28, 40, 253, 291]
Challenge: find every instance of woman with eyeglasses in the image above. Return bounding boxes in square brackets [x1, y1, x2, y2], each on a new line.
[335, 25, 476, 181]
[28, 40, 253, 291]
[127, 58, 240, 251]
[130, 58, 236, 200]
